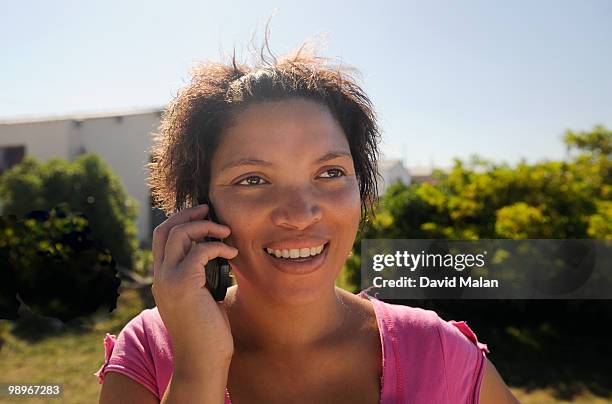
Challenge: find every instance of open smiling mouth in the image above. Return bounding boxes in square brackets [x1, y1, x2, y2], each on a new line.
[261, 242, 330, 274]
[264, 242, 329, 262]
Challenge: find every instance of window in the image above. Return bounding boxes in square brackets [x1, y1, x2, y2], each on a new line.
[0, 146, 25, 175]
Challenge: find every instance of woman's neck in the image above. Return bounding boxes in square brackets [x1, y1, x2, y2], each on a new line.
[224, 285, 352, 355]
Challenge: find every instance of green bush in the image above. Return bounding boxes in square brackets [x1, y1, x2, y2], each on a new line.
[0, 204, 120, 322]
[0, 153, 139, 269]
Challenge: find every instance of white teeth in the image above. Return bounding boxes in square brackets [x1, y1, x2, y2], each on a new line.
[265, 243, 326, 259]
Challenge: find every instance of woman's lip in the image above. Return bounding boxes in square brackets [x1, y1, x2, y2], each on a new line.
[262, 242, 329, 275]
[262, 238, 329, 251]
[262, 241, 329, 256]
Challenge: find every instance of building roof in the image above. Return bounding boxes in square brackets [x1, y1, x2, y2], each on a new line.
[377, 159, 406, 171]
[0, 106, 164, 125]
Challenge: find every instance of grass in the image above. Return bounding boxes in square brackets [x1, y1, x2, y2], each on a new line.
[0, 287, 147, 403]
[511, 387, 612, 404]
[1, 274, 611, 403]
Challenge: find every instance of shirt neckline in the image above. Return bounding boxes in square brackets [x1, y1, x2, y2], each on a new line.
[224, 289, 389, 404]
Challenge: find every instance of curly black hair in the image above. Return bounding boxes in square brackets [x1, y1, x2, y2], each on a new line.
[147, 31, 382, 230]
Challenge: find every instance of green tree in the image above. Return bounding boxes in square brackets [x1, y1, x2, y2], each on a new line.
[0, 154, 139, 268]
[564, 124, 611, 157]
[345, 125, 611, 289]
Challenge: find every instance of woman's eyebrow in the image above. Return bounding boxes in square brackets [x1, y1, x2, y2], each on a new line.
[219, 150, 352, 174]
[220, 158, 272, 174]
[316, 150, 353, 163]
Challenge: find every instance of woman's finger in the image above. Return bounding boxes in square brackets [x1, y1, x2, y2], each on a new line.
[177, 241, 239, 280]
[162, 221, 232, 269]
[152, 204, 209, 274]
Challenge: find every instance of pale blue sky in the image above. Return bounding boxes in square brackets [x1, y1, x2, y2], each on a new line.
[1, 0, 611, 167]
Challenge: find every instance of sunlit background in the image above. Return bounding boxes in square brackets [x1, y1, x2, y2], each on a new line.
[1, 2, 611, 403]
[2, 0, 611, 167]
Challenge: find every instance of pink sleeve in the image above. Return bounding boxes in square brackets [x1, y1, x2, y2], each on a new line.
[94, 313, 159, 399]
[437, 319, 490, 404]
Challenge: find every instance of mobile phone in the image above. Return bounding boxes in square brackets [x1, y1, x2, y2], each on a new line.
[194, 195, 232, 301]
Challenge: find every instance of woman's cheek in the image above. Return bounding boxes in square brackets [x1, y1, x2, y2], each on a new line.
[213, 196, 265, 258]
[330, 180, 362, 254]
[325, 178, 361, 222]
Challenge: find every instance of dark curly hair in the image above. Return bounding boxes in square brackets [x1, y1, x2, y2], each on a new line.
[147, 35, 382, 231]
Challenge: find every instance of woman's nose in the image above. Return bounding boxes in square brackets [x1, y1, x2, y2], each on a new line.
[271, 190, 322, 230]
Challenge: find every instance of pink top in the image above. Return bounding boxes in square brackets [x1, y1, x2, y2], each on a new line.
[95, 290, 490, 403]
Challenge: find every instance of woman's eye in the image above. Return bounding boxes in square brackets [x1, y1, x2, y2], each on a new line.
[236, 176, 267, 186]
[319, 168, 346, 179]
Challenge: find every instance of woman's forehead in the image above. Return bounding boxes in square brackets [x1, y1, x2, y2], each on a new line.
[225, 99, 343, 138]
[212, 99, 351, 167]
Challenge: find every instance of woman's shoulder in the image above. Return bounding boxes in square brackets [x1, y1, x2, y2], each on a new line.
[376, 298, 441, 327]
[384, 300, 488, 352]
[135, 306, 166, 332]
[109, 307, 168, 343]
[124, 306, 172, 355]
[360, 293, 489, 402]
[95, 306, 173, 398]
[357, 290, 441, 335]
[359, 290, 488, 352]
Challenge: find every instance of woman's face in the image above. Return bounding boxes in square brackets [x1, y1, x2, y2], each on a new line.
[208, 98, 361, 303]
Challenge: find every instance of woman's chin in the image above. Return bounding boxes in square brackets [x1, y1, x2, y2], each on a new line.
[230, 244, 344, 302]
[235, 274, 335, 306]
[268, 282, 334, 306]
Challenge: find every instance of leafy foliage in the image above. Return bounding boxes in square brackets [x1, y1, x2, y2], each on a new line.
[346, 125, 610, 287]
[0, 153, 139, 268]
[0, 204, 120, 322]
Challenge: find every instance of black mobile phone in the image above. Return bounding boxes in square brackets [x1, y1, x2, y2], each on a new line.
[195, 196, 232, 301]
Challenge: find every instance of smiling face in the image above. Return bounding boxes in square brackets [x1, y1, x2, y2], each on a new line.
[208, 98, 361, 304]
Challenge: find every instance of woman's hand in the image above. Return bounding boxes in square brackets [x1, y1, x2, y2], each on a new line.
[151, 204, 238, 372]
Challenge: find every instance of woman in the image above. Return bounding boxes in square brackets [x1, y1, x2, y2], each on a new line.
[96, 40, 519, 403]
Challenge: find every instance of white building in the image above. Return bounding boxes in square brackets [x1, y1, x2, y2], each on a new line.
[0, 108, 164, 247]
[376, 159, 412, 196]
